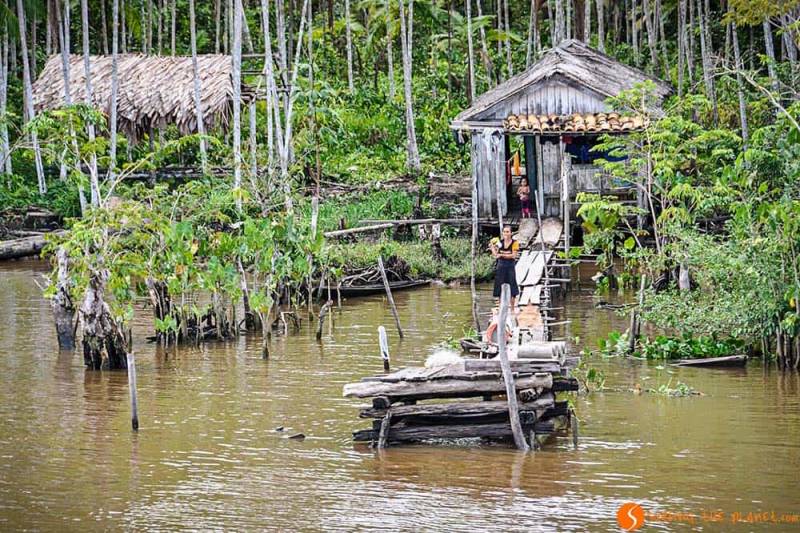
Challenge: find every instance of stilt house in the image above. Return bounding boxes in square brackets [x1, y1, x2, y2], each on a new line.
[451, 39, 671, 241]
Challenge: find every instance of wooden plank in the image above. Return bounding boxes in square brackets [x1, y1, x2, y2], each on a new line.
[343, 372, 554, 400]
[353, 420, 556, 443]
[463, 359, 561, 373]
[515, 250, 537, 285]
[359, 395, 556, 419]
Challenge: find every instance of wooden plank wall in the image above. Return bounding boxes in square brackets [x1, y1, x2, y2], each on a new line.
[471, 132, 507, 218]
[541, 140, 561, 217]
[475, 79, 609, 121]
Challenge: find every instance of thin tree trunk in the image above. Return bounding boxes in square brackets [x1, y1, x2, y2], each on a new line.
[171, 0, 176, 54]
[596, 0, 605, 52]
[232, 0, 243, 207]
[687, 0, 695, 81]
[763, 18, 780, 94]
[248, 99, 257, 178]
[496, 0, 503, 76]
[656, 0, 669, 78]
[215, 0, 222, 53]
[17, 0, 46, 194]
[677, 0, 685, 96]
[731, 21, 748, 145]
[385, 0, 395, 99]
[101, 0, 110, 54]
[526, 0, 537, 66]
[121, 0, 128, 53]
[81, 0, 101, 205]
[782, 15, 797, 88]
[698, 0, 717, 123]
[345, 0, 354, 92]
[31, 10, 38, 75]
[504, 0, 512, 75]
[109, 0, 120, 183]
[584, 0, 591, 42]
[467, 0, 476, 100]
[189, 0, 208, 172]
[643, 0, 658, 72]
[0, 31, 10, 178]
[632, 0, 639, 65]
[476, 0, 493, 83]
[46, 0, 53, 55]
[398, 0, 420, 175]
[261, 0, 276, 172]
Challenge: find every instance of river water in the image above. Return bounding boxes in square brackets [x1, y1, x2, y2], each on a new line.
[0, 259, 798, 531]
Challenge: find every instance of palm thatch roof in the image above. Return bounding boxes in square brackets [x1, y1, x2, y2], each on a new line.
[33, 54, 254, 141]
[452, 40, 672, 128]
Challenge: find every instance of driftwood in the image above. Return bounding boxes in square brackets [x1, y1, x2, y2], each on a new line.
[0, 231, 65, 260]
[323, 223, 394, 239]
[343, 372, 554, 400]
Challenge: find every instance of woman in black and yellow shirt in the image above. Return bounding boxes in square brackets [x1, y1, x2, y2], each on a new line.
[490, 224, 520, 311]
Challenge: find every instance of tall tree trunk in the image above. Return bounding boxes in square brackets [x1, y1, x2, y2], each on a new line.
[697, 0, 717, 123]
[157, 0, 163, 54]
[526, 0, 537, 66]
[232, 0, 243, 209]
[731, 21, 748, 145]
[656, 0, 669, 78]
[504, 0, 512, 75]
[596, 0, 605, 52]
[496, 0, 503, 78]
[345, 0, 354, 91]
[0, 30, 10, 178]
[476, 0, 493, 83]
[643, 0, 659, 73]
[583, 0, 591, 43]
[101, 0, 110, 54]
[687, 0, 695, 81]
[46, 0, 53, 55]
[554, 0, 563, 44]
[385, 0, 395, 99]
[109, 0, 120, 183]
[81, 0, 101, 206]
[189, 0, 208, 172]
[677, 0, 685, 97]
[763, 18, 780, 94]
[171, 0, 176, 55]
[31, 9, 37, 75]
[781, 14, 797, 88]
[261, 0, 276, 172]
[632, 0, 639, 65]
[121, 0, 128, 53]
[215, 0, 222, 53]
[398, 0, 420, 175]
[467, 0, 476, 100]
[16, 0, 46, 194]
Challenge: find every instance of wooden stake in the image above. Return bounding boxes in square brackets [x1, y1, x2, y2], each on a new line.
[127, 352, 139, 431]
[378, 325, 390, 371]
[377, 256, 404, 339]
[316, 300, 332, 341]
[498, 284, 529, 451]
[470, 142, 481, 333]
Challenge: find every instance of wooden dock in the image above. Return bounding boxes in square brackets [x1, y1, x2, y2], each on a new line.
[343, 217, 578, 449]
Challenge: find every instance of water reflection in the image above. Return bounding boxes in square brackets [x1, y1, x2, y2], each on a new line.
[0, 259, 798, 531]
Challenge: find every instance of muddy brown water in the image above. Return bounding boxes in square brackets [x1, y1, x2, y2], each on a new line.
[1, 259, 798, 531]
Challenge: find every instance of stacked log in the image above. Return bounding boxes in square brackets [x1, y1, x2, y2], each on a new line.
[343, 360, 578, 447]
[502, 112, 649, 134]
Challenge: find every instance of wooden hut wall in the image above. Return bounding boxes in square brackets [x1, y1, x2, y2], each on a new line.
[541, 140, 562, 217]
[471, 133, 507, 218]
[473, 79, 609, 121]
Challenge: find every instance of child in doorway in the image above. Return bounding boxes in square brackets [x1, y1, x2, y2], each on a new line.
[517, 180, 531, 218]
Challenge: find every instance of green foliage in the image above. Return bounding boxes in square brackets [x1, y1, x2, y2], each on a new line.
[637, 334, 744, 360]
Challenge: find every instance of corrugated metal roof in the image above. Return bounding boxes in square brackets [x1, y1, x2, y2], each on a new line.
[503, 112, 649, 134]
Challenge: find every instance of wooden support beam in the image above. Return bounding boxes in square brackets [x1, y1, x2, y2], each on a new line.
[377, 256, 404, 339]
[498, 284, 530, 451]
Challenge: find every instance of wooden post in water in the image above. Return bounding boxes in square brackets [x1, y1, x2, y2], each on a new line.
[628, 274, 647, 354]
[127, 352, 139, 431]
[470, 148, 481, 333]
[316, 300, 332, 341]
[378, 325, 390, 371]
[498, 284, 529, 451]
[377, 256, 404, 339]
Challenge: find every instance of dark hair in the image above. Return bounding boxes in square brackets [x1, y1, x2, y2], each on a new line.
[503, 224, 513, 231]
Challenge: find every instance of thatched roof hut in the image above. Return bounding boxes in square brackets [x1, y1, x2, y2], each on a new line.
[33, 54, 254, 141]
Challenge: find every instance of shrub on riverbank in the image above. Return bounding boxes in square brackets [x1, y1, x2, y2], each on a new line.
[324, 237, 495, 283]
